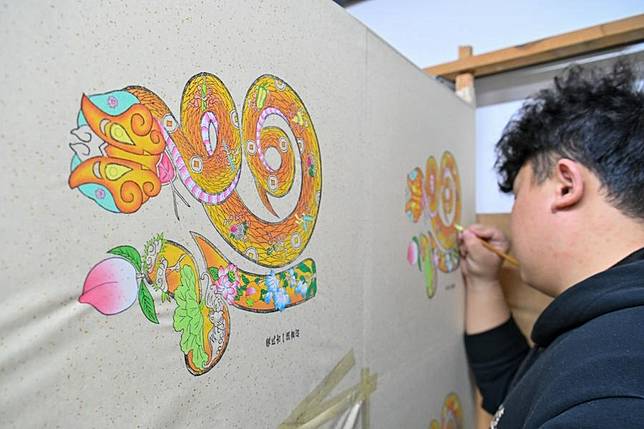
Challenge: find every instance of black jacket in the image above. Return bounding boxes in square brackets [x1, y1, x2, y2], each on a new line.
[465, 248, 644, 428]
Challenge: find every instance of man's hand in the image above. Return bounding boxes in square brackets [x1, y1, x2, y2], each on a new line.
[459, 224, 510, 285]
[458, 224, 512, 334]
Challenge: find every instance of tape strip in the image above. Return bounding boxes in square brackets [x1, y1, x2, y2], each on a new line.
[278, 349, 378, 429]
[281, 349, 355, 425]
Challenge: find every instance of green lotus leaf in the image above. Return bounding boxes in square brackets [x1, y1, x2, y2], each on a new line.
[172, 266, 207, 369]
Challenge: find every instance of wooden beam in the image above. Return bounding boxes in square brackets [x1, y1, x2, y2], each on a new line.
[455, 45, 475, 104]
[425, 14, 644, 81]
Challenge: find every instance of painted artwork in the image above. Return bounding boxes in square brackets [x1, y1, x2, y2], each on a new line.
[3, 1, 478, 427]
[68, 73, 322, 374]
[429, 393, 464, 429]
[405, 151, 461, 297]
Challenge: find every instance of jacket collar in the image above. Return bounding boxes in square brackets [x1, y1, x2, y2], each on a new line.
[532, 247, 644, 346]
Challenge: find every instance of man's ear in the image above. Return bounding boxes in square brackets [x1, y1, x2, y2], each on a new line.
[551, 158, 584, 212]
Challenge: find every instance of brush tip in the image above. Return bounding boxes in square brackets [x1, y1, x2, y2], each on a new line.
[454, 224, 464, 232]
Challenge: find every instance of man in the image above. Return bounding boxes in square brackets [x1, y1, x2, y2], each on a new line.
[459, 61, 644, 428]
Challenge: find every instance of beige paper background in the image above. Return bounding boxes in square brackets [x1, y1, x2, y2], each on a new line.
[0, 1, 474, 427]
[362, 32, 476, 428]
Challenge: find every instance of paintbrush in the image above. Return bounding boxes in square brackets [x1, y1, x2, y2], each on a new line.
[455, 224, 520, 267]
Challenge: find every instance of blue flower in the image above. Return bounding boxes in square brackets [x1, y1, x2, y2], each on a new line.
[274, 288, 291, 311]
[288, 268, 297, 287]
[263, 270, 293, 311]
[266, 270, 279, 293]
[295, 279, 308, 297]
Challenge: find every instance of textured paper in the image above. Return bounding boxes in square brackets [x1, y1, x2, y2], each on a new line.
[361, 31, 476, 428]
[0, 1, 474, 427]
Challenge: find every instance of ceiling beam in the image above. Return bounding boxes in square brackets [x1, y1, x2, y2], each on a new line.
[424, 14, 644, 81]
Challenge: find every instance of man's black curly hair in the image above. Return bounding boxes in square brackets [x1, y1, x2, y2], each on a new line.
[495, 60, 644, 219]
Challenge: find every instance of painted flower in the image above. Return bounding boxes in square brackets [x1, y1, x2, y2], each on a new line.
[215, 264, 240, 304]
[107, 95, 118, 108]
[274, 287, 291, 311]
[245, 286, 256, 296]
[78, 257, 138, 315]
[265, 270, 279, 293]
[263, 269, 291, 310]
[263, 270, 278, 304]
[264, 270, 295, 311]
[229, 221, 248, 240]
[295, 279, 308, 297]
[288, 268, 297, 287]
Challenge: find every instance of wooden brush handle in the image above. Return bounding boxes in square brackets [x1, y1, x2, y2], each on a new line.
[478, 240, 519, 267]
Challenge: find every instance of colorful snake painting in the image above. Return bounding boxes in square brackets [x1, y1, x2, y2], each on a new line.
[405, 151, 461, 298]
[69, 73, 322, 375]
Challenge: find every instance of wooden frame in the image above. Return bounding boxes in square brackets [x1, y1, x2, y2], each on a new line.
[424, 14, 644, 82]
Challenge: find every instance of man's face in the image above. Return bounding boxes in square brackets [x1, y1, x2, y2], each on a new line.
[510, 163, 557, 293]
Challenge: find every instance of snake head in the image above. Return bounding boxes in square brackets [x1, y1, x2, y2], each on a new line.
[68, 91, 170, 213]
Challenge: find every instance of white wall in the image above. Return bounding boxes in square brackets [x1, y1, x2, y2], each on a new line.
[475, 101, 520, 212]
[346, 0, 644, 213]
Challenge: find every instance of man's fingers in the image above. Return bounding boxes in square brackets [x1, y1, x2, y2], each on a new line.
[459, 245, 468, 258]
[462, 230, 504, 262]
[462, 230, 483, 248]
[465, 224, 509, 252]
[468, 223, 498, 240]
